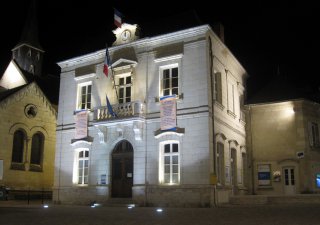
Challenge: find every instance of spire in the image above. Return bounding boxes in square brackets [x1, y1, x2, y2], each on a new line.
[13, 0, 43, 51]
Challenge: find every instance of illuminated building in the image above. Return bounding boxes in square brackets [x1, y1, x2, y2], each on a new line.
[0, 1, 57, 194]
[53, 21, 248, 206]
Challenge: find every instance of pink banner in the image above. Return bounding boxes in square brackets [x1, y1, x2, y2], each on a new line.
[160, 95, 176, 130]
[75, 110, 88, 139]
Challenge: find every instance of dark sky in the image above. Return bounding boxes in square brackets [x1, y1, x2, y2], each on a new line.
[1, 0, 319, 99]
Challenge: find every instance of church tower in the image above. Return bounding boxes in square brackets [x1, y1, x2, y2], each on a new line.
[11, 0, 44, 76]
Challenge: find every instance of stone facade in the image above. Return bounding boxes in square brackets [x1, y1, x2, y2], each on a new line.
[246, 99, 320, 195]
[53, 24, 248, 206]
[0, 82, 57, 191]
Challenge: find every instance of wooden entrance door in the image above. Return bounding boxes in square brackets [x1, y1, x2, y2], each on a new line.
[112, 140, 133, 198]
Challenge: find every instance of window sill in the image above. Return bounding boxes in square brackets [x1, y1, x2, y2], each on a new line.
[227, 110, 237, 119]
[155, 93, 183, 103]
[10, 163, 25, 171]
[214, 101, 224, 111]
[29, 164, 43, 172]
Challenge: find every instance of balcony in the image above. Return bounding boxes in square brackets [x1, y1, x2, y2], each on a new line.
[94, 101, 145, 121]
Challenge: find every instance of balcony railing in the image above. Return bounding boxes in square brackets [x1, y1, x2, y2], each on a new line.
[94, 101, 145, 121]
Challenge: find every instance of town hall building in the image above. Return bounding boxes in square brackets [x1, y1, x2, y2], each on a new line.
[53, 21, 248, 207]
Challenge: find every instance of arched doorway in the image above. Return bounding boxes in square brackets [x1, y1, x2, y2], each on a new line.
[111, 140, 133, 198]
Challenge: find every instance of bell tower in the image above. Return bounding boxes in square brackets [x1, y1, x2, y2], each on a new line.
[11, 0, 44, 76]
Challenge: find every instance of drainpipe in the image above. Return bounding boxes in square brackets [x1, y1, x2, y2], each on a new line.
[248, 105, 255, 194]
[144, 51, 149, 206]
[208, 36, 217, 207]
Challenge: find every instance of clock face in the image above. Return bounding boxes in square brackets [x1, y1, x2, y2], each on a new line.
[121, 30, 131, 41]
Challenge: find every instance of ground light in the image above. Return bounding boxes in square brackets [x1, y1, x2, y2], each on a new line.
[43, 204, 49, 208]
[90, 202, 101, 208]
[127, 204, 135, 209]
[156, 208, 163, 212]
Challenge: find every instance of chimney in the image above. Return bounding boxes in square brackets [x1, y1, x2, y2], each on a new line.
[213, 23, 225, 43]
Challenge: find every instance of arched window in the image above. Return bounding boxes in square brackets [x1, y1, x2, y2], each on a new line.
[30, 132, 44, 165]
[12, 130, 25, 163]
[216, 142, 225, 185]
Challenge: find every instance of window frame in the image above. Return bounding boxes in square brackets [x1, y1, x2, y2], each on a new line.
[75, 149, 90, 185]
[309, 122, 320, 147]
[116, 72, 132, 104]
[216, 142, 225, 185]
[214, 71, 222, 104]
[159, 64, 179, 98]
[159, 141, 180, 185]
[30, 132, 44, 166]
[77, 81, 92, 110]
[11, 130, 26, 164]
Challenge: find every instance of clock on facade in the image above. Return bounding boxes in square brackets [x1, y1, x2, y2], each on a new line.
[121, 30, 131, 41]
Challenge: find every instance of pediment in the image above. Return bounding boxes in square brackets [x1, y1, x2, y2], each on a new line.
[0, 82, 57, 117]
[111, 58, 137, 70]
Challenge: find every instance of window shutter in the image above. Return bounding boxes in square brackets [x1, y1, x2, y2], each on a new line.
[308, 122, 314, 147]
[315, 123, 320, 147]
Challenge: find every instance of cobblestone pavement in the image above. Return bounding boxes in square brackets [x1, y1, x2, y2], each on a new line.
[1, 201, 320, 225]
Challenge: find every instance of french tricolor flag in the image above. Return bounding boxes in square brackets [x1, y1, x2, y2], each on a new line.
[114, 8, 122, 28]
[103, 47, 111, 77]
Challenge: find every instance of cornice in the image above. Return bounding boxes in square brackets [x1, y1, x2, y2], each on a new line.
[58, 25, 211, 69]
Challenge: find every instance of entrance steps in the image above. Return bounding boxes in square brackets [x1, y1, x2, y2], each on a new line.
[228, 194, 320, 205]
[103, 198, 135, 207]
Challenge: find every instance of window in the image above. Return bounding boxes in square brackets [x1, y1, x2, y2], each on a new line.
[161, 66, 178, 97]
[30, 132, 44, 165]
[160, 142, 179, 184]
[27, 49, 31, 57]
[12, 130, 25, 163]
[117, 74, 131, 103]
[239, 95, 245, 122]
[77, 82, 92, 110]
[78, 149, 89, 185]
[230, 148, 237, 185]
[216, 142, 224, 185]
[214, 72, 222, 103]
[29, 64, 34, 74]
[309, 122, 320, 147]
[241, 152, 247, 185]
[36, 52, 40, 61]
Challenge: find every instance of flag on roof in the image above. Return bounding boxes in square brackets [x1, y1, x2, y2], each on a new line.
[103, 46, 111, 77]
[114, 8, 122, 28]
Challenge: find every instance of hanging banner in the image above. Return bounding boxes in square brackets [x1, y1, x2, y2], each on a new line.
[75, 110, 88, 139]
[160, 95, 176, 131]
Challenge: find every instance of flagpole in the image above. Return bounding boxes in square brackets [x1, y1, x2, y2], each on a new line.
[106, 44, 119, 103]
[110, 61, 119, 103]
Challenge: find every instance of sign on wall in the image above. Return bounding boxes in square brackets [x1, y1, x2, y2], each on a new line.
[160, 95, 176, 131]
[258, 164, 271, 186]
[75, 110, 88, 139]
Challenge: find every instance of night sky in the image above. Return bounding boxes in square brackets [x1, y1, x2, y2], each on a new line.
[1, 0, 319, 100]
